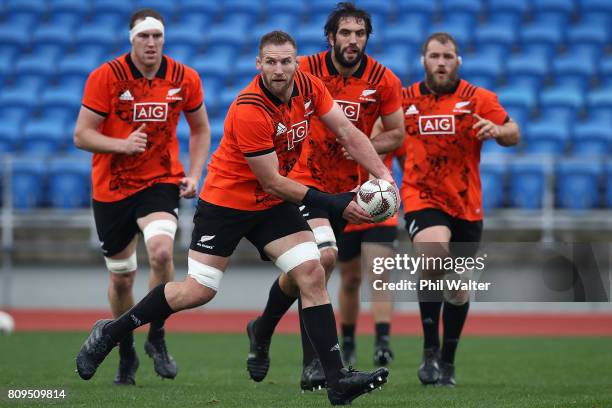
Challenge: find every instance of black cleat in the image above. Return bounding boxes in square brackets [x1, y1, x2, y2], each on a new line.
[246, 318, 270, 382]
[300, 358, 327, 391]
[373, 341, 394, 366]
[113, 352, 139, 385]
[144, 336, 177, 379]
[341, 342, 356, 366]
[76, 319, 116, 380]
[327, 367, 389, 406]
[418, 348, 440, 385]
[436, 361, 456, 387]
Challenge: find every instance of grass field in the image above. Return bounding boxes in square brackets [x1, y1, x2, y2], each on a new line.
[1, 332, 611, 407]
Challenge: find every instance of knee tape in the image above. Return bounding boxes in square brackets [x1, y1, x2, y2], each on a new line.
[275, 241, 320, 273]
[312, 226, 337, 251]
[187, 257, 223, 291]
[105, 252, 137, 274]
[143, 219, 177, 242]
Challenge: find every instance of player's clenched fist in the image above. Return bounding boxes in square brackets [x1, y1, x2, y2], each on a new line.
[123, 124, 148, 154]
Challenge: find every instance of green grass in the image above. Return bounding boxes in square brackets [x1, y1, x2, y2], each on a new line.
[1, 332, 611, 407]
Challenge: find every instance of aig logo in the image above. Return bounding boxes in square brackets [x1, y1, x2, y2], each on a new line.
[335, 100, 360, 122]
[133, 103, 168, 122]
[287, 120, 308, 150]
[419, 115, 455, 135]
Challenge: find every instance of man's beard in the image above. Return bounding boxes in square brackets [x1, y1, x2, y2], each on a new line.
[333, 42, 364, 68]
[425, 69, 459, 94]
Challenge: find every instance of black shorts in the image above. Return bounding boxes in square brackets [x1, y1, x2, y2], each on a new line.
[299, 204, 346, 240]
[92, 183, 180, 257]
[190, 200, 311, 260]
[404, 208, 483, 257]
[337, 226, 398, 262]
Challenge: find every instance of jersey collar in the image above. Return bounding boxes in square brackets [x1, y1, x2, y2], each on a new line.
[324, 50, 368, 79]
[420, 78, 462, 96]
[125, 53, 168, 80]
[258, 75, 300, 107]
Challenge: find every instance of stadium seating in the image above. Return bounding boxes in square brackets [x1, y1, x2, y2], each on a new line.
[48, 158, 91, 209]
[0, 0, 610, 211]
[11, 158, 47, 210]
[556, 159, 602, 210]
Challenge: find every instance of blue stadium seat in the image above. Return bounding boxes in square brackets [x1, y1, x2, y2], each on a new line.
[486, 0, 529, 26]
[508, 161, 547, 209]
[48, 158, 91, 209]
[133, 0, 177, 20]
[523, 120, 570, 155]
[461, 53, 502, 89]
[206, 25, 248, 53]
[14, 53, 58, 79]
[532, 0, 575, 26]
[0, 120, 20, 154]
[496, 86, 538, 113]
[354, 0, 394, 23]
[11, 158, 47, 210]
[396, 0, 437, 28]
[384, 24, 423, 50]
[91, 0, 132, 18]
[39, 85, 83, 113]
[177, 118, 190, 153]
[579, 0, 612, 25]
[376, 52, 410, 85]
[540, 86, 585, 121]
[21, 118, 68, 154]
[556, 159, 602, 209]
[587, 86, 612, 110]
[176, 0, 218, 26]
[209, 120, 225, 148]
[309, 0, 343, 24]
[6, 0, 47, 14]
[605, 162, 612, 207]
[0, 23, 31, 53]
[57, 51, 103, 88]
[473, 24, 517, 57]
[0, 84, 41, 114]
[74, 26, 118, 55]
[519, 24, 563, 58]
[480, 162, 506, 209]
[295, 25, 327, 56]
[481, 140, 519, 155]
[572, 120, 612, 156]
[567, 23, 608, 52]
[48, 0, 90, 25]
[164, 25, 204, 51]
[552, 53, 596, 91]
[32, 24, 75, 52]
[427, 21, 472, 51]
[598, 58, 612, 87]
[504, 106, 529, 129]
[265, 0, 306, 21]
[505, 53, 549, 89]
[192, 54, 233, 89]
[223, 0, 263, 22]
[440, 0, 483, 27]
[164, 44, 194, 65]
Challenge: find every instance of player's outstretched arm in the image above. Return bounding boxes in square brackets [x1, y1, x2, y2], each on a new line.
[181, 104, 212, 198]
[369, 108, 405, 154]
[245, 152, 371, 224]
[320, 103, 394, 185]
[74, 106, 147, 155]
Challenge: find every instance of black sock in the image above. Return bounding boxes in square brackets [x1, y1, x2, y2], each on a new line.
[118, 332, 135, 358]
[418, 301, 442, 351]
[298, 297, 317, 366]
[301, 303, 344, 386]
[341, 324, 355, 348]
[441, 302, 470, 364]
[255, 277, 297, 342]
[375, 322, 390, 344]
[104, 284, 173, 342]
[148, 319, 166, 340]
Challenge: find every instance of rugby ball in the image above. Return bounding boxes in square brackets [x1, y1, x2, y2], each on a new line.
[0, 310, 15, 335]
[356, 179, 398, 222]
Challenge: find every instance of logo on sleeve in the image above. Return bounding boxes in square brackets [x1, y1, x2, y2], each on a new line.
[133, 103, 168, 122]
[335, 100, 360, 122]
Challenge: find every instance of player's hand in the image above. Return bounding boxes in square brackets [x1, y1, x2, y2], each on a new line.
[473, 113, 501, 140]
[123, 124, 148, 154]
[342, 200, 372, 224]
[179, 176, 198, 198]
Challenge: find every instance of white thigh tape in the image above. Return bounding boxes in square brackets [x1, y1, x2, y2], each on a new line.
[312, 226, 337, 251]
[143, 219, 177, 242]
[275, 242, 320, 273]
[105, 252, 137, 274]
[187, 257, 223, 291]
[129, 16, 164, 43]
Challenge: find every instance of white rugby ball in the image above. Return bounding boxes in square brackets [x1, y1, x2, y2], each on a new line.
[356, 179, 398, 223]
[0, 310, 15, 335]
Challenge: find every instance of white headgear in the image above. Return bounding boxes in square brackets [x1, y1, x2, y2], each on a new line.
[129, 16, 164, 43]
